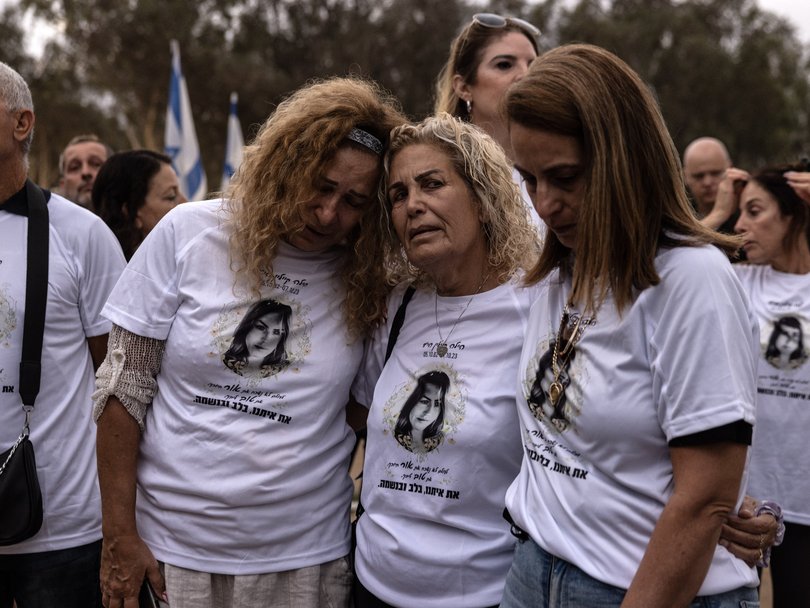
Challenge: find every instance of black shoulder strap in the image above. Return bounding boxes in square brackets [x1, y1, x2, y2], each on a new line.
[19, 180, 49, 408]
[383, 286, 415, 365]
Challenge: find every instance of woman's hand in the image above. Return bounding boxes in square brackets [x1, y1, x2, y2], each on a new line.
[701, 167, 750, 230]
[719, 495, 780, 567]
[100, 533, 165, 608]
[785, 171, 810, 204]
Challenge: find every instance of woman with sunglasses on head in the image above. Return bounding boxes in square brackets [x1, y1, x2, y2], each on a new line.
[501, 44, 761, 607]
[93, 77, 405, 608]
[435, 12, 544, 229]
[709, 162, 810, 607]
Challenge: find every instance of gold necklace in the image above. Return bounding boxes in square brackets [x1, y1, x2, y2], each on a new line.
[434, 272, 490, 357]
[548, 304, 587, 406]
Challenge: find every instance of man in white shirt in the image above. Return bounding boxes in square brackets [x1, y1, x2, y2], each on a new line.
[0, 61, 126, 607]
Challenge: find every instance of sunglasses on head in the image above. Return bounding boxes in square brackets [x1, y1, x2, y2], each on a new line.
[472, 13, 541, 39]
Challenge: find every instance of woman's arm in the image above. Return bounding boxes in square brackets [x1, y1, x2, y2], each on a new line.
[96, 398, 166, 608]
[621, 441, 747, 608]
[93, 326, 168, 607]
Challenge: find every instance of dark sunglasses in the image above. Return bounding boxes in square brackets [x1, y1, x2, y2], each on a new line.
[472, 13, 541, 39]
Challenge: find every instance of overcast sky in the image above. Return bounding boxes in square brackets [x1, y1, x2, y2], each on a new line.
[751, 0, 810, 42]
[4, 0, 810, 52]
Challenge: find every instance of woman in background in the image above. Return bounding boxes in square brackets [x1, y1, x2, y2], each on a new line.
[434, 13, 543, 228]
[93, 150, 186, 259]
[713, 161, 810, 607]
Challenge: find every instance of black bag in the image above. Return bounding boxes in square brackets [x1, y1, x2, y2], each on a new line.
[0, 435, 43, 545]
[0, 180, 49, 546]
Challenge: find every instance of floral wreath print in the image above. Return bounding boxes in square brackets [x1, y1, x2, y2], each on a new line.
[210, 296, 311, 382]
[524, 336, 584, 434]
[0, 286, 17, 350]
[383, 365, 465, 455]
[763, 315, 808, 371]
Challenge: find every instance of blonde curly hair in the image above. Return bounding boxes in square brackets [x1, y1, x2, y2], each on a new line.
[380, 113, 539, 286]
[225, 77, 406, 338]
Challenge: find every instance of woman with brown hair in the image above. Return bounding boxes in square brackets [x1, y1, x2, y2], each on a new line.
[501, 44, 760, 607]
[92, 77, 405, 608]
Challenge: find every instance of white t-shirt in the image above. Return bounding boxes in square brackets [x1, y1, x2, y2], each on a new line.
[353, 278, 542, 608]
[505, 245, 759, 594]
[0, 190, 125, 554]
[102, 199, 362, 574]
[735, 263, 810, 525]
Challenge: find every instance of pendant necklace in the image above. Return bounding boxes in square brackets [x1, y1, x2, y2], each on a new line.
[434, 271, 490, 357]
[548, 304, 588, 406]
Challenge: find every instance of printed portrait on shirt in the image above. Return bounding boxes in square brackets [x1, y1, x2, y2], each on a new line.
[383, 367, 465, 455]
[525, 338, 582, 433]
[764, 315, 808, 370]
[211, 297, 309, 380]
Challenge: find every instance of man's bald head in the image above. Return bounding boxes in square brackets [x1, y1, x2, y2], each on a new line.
[683, 137, 731, 216]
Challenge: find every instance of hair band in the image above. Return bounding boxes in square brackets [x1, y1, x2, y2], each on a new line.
[346, 127, 383, 156]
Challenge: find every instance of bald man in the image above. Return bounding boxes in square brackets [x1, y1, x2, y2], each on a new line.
[683, 137, 732, 218]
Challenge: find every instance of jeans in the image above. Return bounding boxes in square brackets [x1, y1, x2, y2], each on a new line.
[0, 539, 102, 608]
[501, 537, 759, 608]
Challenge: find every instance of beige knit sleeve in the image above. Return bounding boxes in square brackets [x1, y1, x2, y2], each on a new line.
[92, 324, 166, 432]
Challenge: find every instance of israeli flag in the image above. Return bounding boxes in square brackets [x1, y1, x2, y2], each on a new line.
[165, 40, 207, 201]
[221, 92, 244, 190]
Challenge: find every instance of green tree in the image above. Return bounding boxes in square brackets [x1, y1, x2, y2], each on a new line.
[553, 0, 810, 166]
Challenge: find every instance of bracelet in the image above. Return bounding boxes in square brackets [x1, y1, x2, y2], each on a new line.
[754, 500, 785, 568]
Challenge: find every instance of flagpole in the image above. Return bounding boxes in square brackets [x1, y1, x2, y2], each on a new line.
[221, 91, 244, 191]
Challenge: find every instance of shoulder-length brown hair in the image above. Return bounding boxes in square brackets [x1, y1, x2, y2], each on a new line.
[505, 44, 739, 313]
[226, 77, 406, 338]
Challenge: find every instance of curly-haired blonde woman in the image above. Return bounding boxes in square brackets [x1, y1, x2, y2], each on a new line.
[93, 77, 405, 608]
[350, 113, 541, 607]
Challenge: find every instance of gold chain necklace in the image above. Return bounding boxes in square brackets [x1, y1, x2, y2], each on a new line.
[434, 272, 490, 357]
[548, 304, 588, 406]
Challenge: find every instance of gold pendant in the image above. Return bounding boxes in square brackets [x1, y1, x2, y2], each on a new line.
[436, 343, 448, 357]
[548, 381, 563, 406]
